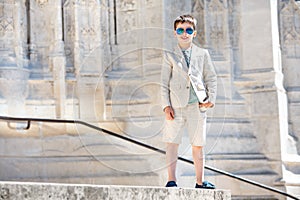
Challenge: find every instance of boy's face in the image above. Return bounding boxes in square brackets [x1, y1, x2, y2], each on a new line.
[174, 22, 197, 47]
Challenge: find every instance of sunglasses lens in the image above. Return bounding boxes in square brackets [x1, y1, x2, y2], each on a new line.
[176, 28, 184, 35]
[186, 28, 194, 35]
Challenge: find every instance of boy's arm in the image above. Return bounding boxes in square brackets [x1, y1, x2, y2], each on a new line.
[203, 50, 217, 105]
[161, 52, 172, 110]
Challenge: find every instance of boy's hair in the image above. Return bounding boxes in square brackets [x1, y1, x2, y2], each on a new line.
[174, 14, 197, 30]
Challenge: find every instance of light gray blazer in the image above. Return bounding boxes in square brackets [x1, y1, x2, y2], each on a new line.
[161, 43, 217, 109]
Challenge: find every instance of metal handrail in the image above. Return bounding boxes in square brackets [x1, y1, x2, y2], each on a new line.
[0, 115, 299, 200]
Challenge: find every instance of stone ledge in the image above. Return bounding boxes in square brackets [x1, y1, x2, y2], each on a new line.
[0, 181, 231, 200]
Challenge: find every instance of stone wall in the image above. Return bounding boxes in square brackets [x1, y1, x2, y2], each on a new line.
[0, 0, 300, 199]
[279, 0, 300, 153]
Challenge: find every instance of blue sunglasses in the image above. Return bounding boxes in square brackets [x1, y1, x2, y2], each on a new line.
[176, 27, 194, 35]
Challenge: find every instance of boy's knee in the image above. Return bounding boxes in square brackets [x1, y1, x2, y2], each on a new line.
[192, 146, 203, 151]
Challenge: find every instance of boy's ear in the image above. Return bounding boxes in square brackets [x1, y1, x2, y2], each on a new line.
[193, 30, 197, 38]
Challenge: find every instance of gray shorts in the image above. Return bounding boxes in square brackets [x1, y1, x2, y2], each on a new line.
[162, 103, 207, 146]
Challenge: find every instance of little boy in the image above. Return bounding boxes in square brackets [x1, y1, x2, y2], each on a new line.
[161, 14, 217, 188]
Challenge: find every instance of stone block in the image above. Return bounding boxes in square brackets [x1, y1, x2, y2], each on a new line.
[240, 0, 274, 71]
[287, 90, 300, 103]
[207, 119, 253, 137]
[205, 136, 260, 155]
[252, 91, 279, 117]
[216, 75, 233, 101]
[252, 118, 282, 160]
[25, 100, 57, 118]
[0, 181, 231, 200]
[283, 59, 300, 88]
[209, 101, 250, 119]
[27, 81, 54, 100]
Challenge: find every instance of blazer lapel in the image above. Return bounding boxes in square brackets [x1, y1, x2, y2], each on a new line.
[189, 43, 197, 71]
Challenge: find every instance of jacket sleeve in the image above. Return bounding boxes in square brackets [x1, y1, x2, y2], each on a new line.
[161, 51, 172, 110]
[203, 50, 217, 105]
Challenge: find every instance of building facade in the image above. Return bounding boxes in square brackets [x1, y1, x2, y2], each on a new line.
[0, 0, 299, 199]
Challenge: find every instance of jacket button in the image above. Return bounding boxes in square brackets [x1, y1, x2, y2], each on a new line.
[186, 86, 190, 89]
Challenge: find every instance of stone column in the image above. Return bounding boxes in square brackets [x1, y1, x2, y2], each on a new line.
[48, 0, 66, 119]
[0, 0, 29, 117]
[64, 0, 104, 121]
[72, 1, 81, 75]
[27, 0, 67, 119]
[28, 0, 52, 77]
[236, 0, 297, 193]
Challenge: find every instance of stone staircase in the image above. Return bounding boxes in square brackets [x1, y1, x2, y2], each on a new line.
[0, 116, 233, 200]
[0, 124, 165, 186]
[0, 181, 231, 200]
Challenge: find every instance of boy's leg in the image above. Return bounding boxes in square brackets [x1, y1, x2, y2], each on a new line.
[192, 145, 204, 185]
[166, 142, 179, 182]
[186, 103, 206, 184]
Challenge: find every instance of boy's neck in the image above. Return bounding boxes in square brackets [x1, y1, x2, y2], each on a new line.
[179, 43, 192, 50]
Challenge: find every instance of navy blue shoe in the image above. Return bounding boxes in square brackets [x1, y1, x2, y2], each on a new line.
[165, 181, 177, 187]
[195, 181, 215, 189]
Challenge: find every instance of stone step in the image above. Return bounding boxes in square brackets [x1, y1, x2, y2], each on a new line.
[0, 154, 162, 179]
[105, 94, 150, 105]
[0, 181, 231, 200]
[0, 152, 166, 186]
[7, 174, 161, 186]
[105, 68, 142, 79]
[175, 134, 260, 160]
[205, 136, 260, 155]
[175, 155, 300, 199]
[178, 173, 282, 200]
[105, 103, 160, 119]
[0, 130, 167, 185]
[105, 78, 148, 100]
[206, 118, 253, 137]
[0, 133, 155, 157]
